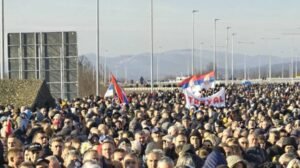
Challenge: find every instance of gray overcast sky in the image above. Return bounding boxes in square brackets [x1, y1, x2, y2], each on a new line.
[4, 0, 300, 57]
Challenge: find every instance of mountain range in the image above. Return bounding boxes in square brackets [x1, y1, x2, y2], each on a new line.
[83, 49, 297, 80]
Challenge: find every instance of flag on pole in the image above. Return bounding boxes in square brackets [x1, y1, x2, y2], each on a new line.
[179, 71, 215, 91]
[104, 74, 129, 104]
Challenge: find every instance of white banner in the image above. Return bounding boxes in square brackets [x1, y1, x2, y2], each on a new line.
[184, 87, 225, 108]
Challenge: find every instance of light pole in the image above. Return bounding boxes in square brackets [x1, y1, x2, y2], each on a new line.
[157, 46, 162, 84]
[225, 26, 230, 85]
[96, 0, 100, 96]
[261, 37, 280, 81]
[199, 42, 204, 74]
[103, 49, 108, 85]
[281, 32, 300, 80]
[150, 0, 154, 93]
[231, 33, 236, 83]
[258, 56, 261, 79]
[244, 53, 246, 80]
[1, 0, 4, 79]
[238, 41, 255, 80]
[295, 50, 298, 77]
[291, 48, 294, 81]
[192, 10, 199, 75]
[214, 18, 220, 78]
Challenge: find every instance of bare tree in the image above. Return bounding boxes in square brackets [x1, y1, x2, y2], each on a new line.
[78, 55, 98, 97]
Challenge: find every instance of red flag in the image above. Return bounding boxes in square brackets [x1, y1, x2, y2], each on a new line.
[111, 74, 129, 104]
[5, 118, 12, 137]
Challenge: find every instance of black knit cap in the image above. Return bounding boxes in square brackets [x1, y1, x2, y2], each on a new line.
[282, 137, 297, 149]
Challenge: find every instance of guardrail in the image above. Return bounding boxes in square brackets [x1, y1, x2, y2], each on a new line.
[123, 78, 300, 92]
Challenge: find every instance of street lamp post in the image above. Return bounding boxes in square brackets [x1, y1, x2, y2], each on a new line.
[157, 46, 162, 84]
[244, 53, 246, 80]
[258, 56, 261, 79]
[261, 37, 280, 81]
[96, 0, 100, 96]
[192, 10, 199, 75]
[150, 0, 154, 93]
[225, 26, 230, 85]
[231, 33, 236, 83]
[199, 42, 204, 74]
[238, 41, 254, 80]
[214, 19, 220, 78]
[103, 50, 108, 85]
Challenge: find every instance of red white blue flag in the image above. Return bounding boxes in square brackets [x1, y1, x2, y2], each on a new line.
[179, 71, 215, 89]
[104, 74, 129, 104]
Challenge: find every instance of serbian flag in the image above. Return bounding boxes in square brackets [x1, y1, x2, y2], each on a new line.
[179, 71, 215, 92]
[104, 74, 129, 104]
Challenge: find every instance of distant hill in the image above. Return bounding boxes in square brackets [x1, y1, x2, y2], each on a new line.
[83, 49, 296, 80]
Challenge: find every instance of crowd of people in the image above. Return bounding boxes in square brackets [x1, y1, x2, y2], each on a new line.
[1, 83, 300, 168]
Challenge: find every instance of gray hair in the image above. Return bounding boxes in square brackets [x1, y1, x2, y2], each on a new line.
[82, 160, 102, 168]
[158, 157, 174, 168]
[146, 149, 165, 159]
[176, 153, 195, 168]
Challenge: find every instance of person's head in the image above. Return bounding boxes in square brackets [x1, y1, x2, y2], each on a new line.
[238, 137, 248, 150]
[7, 135, 22, 150]
[247, 120, 256, 129]
[46, 155, 60, 168]
[7, 148, 24, 168]
[268, 131, 279, 145]
[24, 148, 30, 162]
[18, 161, 35, 168]
[151, 129, 162, 143]
[35, 158, 50, 168]
[282, 137, 297, 154]
[63, 149, 81, 168]
[261, 120, 270, 130]
[168, 126, 179, 137]
[32, 131, 48, 146]
[221, 129, 232, 143]
[157, 157, 174, 168]
[247, 133, 258, 148]
[83, 149, 100, 164]
[146, 150, 164, 168]
[82, 160, 102, 168]
[279, 153, 296, 167]
[112, 148, 126, 163]
[98, 124, 109, 135]
[175, 134, 187, 148]
[52, 113, 62, 130]
[102, 141, 115, 160]
[122, 153, 139, 168]
[71, 138, 81, 151]
[286, 159, 300, 168]
[118, 138, 132, 152]
[162, 135, 174, 150]
[151, 117, 159, 126]
[189, 131, 201, 149]
[135, 131, 146, 145]
[176, 153, 195, 168]
[226, 155, 247, 168]
[50, 137, 64, 156]
[257, 135, 266, 149]
[63, 118, 73, 128]
[182, 116, 191, 128]
[27, 143, 43, 164]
